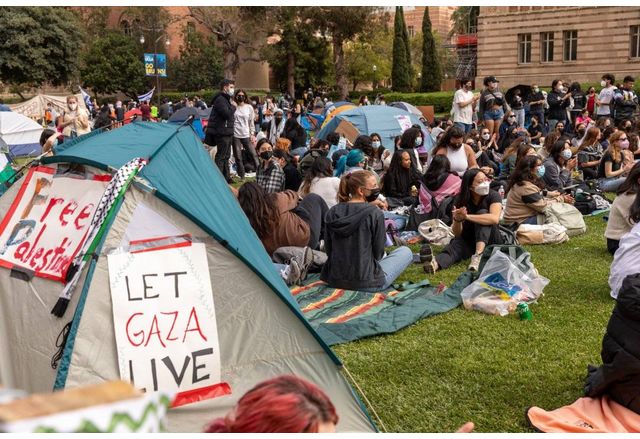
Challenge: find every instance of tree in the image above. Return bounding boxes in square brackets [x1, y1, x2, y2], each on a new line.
[391, 6, 412, 92]
[420, 7, 442, 92]
[308, 7, 381, 100]
[169, 28, 223, 92]
[345, 27, 392, 92]
[449, 6, 480, 36]
[188, 7, 269, 80]
[0, 7, 85, 97]
[76, 7, 111, 40]
[80, 31, 146, 99]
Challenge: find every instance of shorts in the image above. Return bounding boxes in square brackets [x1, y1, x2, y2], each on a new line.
[483, 108, 504, 121]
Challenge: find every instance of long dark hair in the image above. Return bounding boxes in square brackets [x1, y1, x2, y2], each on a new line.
[353, 135, 373, 157]
[508, 155, 543, 191]
[399, 127, 422, 150]
[423, 155, 451, 190]
[300, 157, 333, 195]
[454, 168, 483, 208]
[617, 161, 640, 195]
[238, 182, 280, 240]
[284, 117, 304, 137]
[382, 149, 416, 196]
[433, 126, 465, 155]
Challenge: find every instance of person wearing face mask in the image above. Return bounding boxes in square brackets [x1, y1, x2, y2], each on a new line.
[542, 140, 577, 192]
[432, 127, 479, 177]
[232, 89, 258, 180]
[597, 73, 617, 121]
[321, 170, 413, 291]
[478, 76, 507, 140]
[381, 149, 422, 207]
[59, 96, 90, 142]
[367, 132, 387, 174]
[568, 82, 587, 128]
[527, 115, 543, 145]
[398, 127, 426, 173]
[205, 79, 237, 183]
[334, 149, 367, 178]
[256, 139, 285, 193]
[298, 139, 331, 178]
[598, 130, 635, 192]
[268, 109, 286, 144]
[546, 79, 571, 133]
[613, 76, 639, 126]
[273, 149, 302, 191]
[423, 168, 503, 273]
[570, 123, 588, 150]
[577, 127, 603, 180]
[586, 86, 597, 118]
[528, 84, 546, 133]
[452, 79, 479, 134]
[499, 111, 518, 143]
[507, 89, 525, 129]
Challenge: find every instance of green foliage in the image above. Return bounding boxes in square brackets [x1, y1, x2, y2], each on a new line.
[79, 31, 146, 98]
[168, 28, 223, 92]
[420, 7, 442, 92]
[450, 6, 480, 36]
[345, 26, 392, 92]
[336, 215, 613, 432]
[392, 7, 412, 92]
[0, 7, 85, 89]
[383, 91, 454, 113]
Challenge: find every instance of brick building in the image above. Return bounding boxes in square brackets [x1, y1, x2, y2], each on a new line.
[391, 6, 456, 42]
[475, 6, 640, 88]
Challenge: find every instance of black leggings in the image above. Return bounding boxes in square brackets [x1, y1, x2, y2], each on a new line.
[607, 238, 619, 255]
[436, 209, 502, 269]
[293, 193, 328, 250]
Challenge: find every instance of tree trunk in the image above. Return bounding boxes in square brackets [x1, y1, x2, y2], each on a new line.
[286, 51, 295, 98]
[332, 38, 348, 100]
[223, 50, 238, 80]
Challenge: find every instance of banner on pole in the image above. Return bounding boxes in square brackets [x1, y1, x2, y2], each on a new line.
[144, 53, 167, 78]
[108, 240, 229, 408]
[0, 166, 109, 282]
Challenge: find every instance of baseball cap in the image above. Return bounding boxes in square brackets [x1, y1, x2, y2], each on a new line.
[483, 76, 499, 85]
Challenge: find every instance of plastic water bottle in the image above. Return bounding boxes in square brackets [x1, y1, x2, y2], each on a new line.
[498, 185, 505, 200]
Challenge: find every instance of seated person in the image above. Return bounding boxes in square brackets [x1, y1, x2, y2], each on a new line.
[575, 108, 593, 127]
[365, 132, 388, 174]
[423, 169, 503, 273]
[256, 139, 285, 193]
[381, 149, 422, 208]
[298, 139, 330, 177]
[599, 131, 634, 193]
[585, 273, 640, 415]
[605, 162, 640, 254]
[419, 155, 462, 216]
[238, 181, 328, 256]
[398, 127, 425, 173]
[576, 127, 603, 181]
[39, 128, 59, 154]
[503, 155, 573, 226]
[432, 127, 480, 177]
[273, 149, 302, 191]
[542, 139, 577, 192]
[334, 149, 366, 177]
[298, 156, 340, 209]
[467, 135, 499, 177]
[321, 170, 412, 291]
[499, 137, 527, 181]
[527, 115, 543, 145]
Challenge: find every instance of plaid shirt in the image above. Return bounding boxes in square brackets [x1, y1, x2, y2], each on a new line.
[257, 160, 285, 193]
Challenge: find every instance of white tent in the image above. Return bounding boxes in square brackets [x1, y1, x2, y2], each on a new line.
[8, 94, 87, 121]
[0, 112, 43, 157]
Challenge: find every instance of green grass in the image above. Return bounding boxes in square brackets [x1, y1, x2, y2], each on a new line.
[334, 215, 613, 432]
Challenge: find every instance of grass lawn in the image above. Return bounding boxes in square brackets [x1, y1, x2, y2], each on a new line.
[334, 214, 613, 432]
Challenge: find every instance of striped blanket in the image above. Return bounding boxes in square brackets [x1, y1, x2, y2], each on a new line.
[290, 272, 472, 345]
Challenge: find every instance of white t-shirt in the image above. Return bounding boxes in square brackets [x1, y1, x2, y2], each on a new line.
[597, 86, 616, 116]
[453, 89, 474, 124]
[233, 104, 255, 139]
[308, 176, 340, 209]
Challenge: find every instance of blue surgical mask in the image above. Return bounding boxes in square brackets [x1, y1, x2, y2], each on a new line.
[536, 166, 546, 178]
[372, 141, 381, 148]
[562, 149, 573, 160]
[415, 137, 423, 147]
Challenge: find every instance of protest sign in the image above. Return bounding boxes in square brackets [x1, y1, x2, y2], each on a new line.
[395, 114, 412, 132]
[0, 166, 109, 282]
[108, 240, 229, 408]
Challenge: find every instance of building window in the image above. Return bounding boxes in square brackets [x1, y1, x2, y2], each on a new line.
[540, 32, 554, 62]
[630, 25, 640, 58]
[408, 26, 415, 38]
[120, 20, 131, 37]
[563, 30, 578, 61]
[187, 22, 196, 35]
[518, 33, 532, 64]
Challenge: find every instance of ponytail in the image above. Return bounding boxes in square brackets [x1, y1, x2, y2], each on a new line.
[337, 170, 373, 203]
[334, 154, 348, 177]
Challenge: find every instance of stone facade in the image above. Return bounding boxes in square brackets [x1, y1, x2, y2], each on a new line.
[476, 6, 640, 88]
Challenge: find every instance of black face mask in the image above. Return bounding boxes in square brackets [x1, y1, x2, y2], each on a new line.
[260, 151, 273, 161]
[365, 188, 381, 202]
[236, 95, 246, 103]
[275, 117, 283, 124]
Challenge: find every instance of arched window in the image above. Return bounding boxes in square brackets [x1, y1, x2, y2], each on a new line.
[120, 20, 131, 36]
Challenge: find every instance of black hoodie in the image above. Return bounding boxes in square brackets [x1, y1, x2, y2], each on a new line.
[320, 202, 386, 290]
[206, 91, 235, 137]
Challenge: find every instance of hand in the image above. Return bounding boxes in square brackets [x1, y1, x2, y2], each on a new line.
[480, 166, 494, 177]
[473, 94, 480, 101]
[230, 99, 237, 107]
[456, 422, 475, 433]
[567, 157, 577, 170]
[371, 199, 388, 211]
[563, 194, 575, 204]
[547, 190, 560, 198]
[624, 162, 635, 173]
[452, 206, 467, 223]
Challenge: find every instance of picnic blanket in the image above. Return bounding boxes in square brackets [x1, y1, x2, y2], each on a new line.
[526, 396, 640, 433]
[290, 272, 472, 345]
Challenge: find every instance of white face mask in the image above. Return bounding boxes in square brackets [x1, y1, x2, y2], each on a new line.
[533, 87, 539, 93]
[481, 133, 491, 140]
[415, 137, 423, 146]
[228, 87, 235, 97]
[372, 141, 381, 148]
[562, 149, 573, 160]
[600, 80, 607, 88]
[68, 103, 77, 111]
[473, 181, 490, 196]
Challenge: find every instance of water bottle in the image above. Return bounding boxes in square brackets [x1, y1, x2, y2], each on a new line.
[498, 185, 505, 200]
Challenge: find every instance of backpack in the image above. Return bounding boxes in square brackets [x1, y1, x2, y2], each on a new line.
[435, 195, 455, 226]
[498, 224, 519, 245]
[545, 202, 587, 236]
[573, 191, 597, 215]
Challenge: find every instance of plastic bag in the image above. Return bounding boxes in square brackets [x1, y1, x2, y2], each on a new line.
[418, 219, 453, 246]
[460, 250, 549, 316]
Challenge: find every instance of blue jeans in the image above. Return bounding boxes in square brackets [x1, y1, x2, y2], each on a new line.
[599, 176, 626, 193]
[362, 246, 413, 292]
[483, 108, 504, 121]
[522, 215, 538, 225]
[454, 122, 473, 133]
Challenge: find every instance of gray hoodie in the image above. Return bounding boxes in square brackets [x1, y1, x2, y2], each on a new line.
[320, 202, 386, 290]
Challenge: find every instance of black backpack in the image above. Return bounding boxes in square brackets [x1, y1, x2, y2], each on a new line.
[574, 191, 597, 215]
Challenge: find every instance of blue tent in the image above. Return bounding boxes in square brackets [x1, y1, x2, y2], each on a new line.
[316, 105, 432, 152]
[0, 122, 375, 433]
[168, 107, 205, 140]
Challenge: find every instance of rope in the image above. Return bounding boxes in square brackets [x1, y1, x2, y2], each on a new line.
[342, 364, 388, 433]
[51, 321, 72, 370]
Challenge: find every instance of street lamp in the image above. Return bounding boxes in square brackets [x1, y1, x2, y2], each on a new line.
[372, 64, 377, 90]
[139, 29, 170, 105]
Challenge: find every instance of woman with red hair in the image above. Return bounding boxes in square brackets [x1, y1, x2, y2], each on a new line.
[204, 375, 339, 433]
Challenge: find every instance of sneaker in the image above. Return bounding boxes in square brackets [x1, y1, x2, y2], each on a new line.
[468, 253, 482, 272]
[423, 257, 438, 274]
[298, 246, 314, 282]
[419, 244, 433, 263]
[285, 259, 302, 285]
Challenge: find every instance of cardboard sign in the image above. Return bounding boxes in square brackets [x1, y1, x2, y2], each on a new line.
[395, 114, 413, 132]
[334, 120, 359, 145]
[108, 241, 229, 408]
[0, 166, 109, 282]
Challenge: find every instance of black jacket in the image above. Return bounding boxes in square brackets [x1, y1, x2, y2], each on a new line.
[546, 90, 570, 121]
[321, 202, 386, 290]
[206, 92, 235, 137]
[585, 273, 640, 414]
